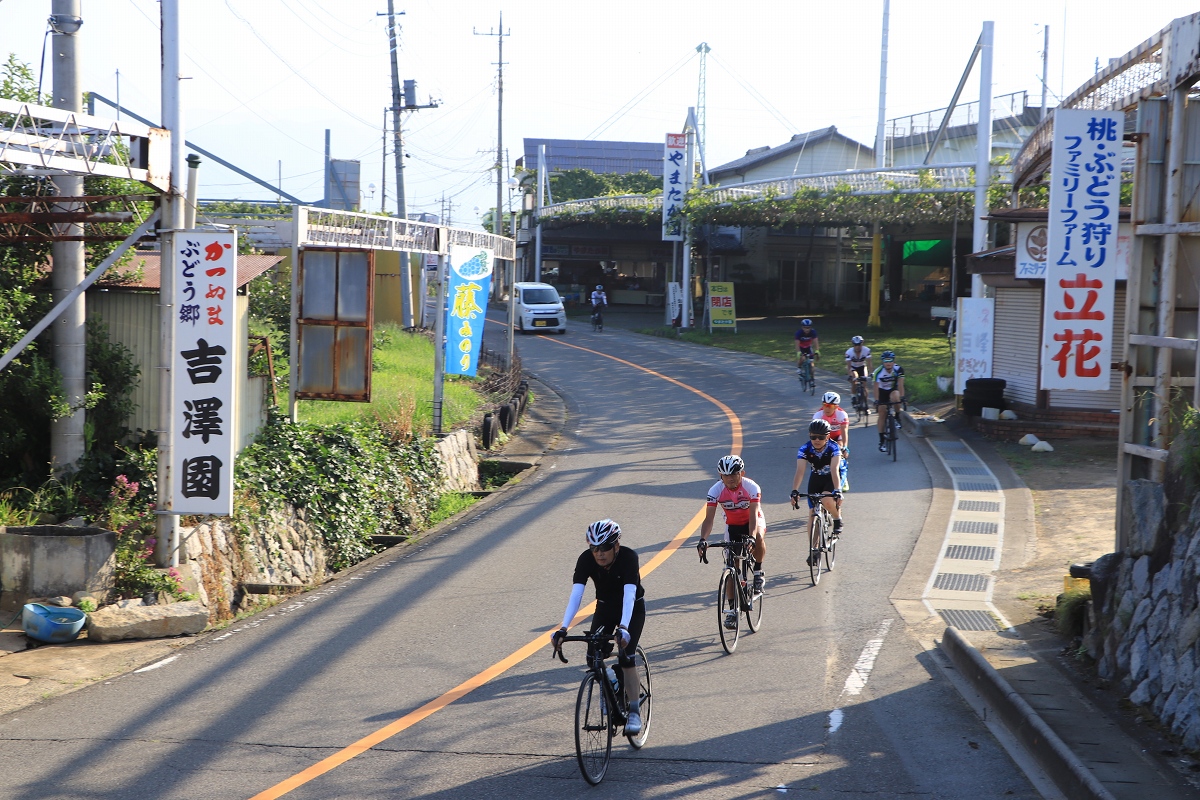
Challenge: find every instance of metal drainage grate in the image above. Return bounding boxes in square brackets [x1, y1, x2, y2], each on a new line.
[958, 482, 998, 492]
[953, 520, 1000, 534]
[934, 573, 991, 592]
[945, 545, 996, 561]
[939, 608, 1001, 631]
[940, 452, 977, 461]
[958, 501, 1000, 513]
[951, 465, 990, 476]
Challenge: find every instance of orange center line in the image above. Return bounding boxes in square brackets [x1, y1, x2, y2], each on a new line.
[249, 334, 736, 799]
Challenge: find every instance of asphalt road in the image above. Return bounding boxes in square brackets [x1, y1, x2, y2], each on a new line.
[0, 318, 1038, 799]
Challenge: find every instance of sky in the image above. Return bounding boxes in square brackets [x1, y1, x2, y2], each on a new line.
[1, 0, 1197, 231]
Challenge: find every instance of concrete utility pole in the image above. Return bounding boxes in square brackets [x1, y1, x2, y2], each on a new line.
[49, 0, 86, 475]
[1041, 25, 1050, 122]
[869, 0, 889, 327]
[383, 1, 414, 327]
[475, 13, 512, 365]
[157, 0, 186, 566]
[972, 21, 994, 298]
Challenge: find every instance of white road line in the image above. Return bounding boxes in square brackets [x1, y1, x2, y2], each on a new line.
[134, 655, 178, 673]
[828, 618, 893, 733]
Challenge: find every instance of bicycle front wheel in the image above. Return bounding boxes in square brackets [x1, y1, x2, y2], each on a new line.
[626, 647, 652, 749]
[574, 673, 613, 785]
[888, 416, 898, 461]
[745, 574, 764, 632]
[824, 515, 837, 571]
[718, 568, 741, 654]
[808, 516, 823, 586]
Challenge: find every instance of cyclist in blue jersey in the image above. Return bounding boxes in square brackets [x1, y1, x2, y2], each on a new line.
[791, 419, 844, 566]
[794, 318, 821, 367]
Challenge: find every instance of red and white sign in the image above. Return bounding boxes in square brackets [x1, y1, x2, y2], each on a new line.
[1040, 109, 1122, 391]
[171, 231, 237, 515]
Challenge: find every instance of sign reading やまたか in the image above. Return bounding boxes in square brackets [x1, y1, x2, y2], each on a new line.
[172, 231, 237, 516]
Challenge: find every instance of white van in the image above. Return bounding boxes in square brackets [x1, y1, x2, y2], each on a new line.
[513, 282, 566, 334]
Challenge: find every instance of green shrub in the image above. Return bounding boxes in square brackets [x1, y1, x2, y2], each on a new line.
[1055, 588, 1092, 638]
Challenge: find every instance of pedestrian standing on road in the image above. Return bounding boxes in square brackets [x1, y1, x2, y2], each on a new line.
[551, 519, 644, 736]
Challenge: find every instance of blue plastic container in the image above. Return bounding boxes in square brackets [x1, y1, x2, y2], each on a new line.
[21, 603, 86, 644]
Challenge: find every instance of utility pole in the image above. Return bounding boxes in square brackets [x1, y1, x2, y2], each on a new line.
[49, 1, 85, 475]
[380, 3, 437, 328]
[475, 13, 512, 364]
[869, 0, 889, 328]
[381, 108, 387, 214]
[1041, 25, 1050, 122]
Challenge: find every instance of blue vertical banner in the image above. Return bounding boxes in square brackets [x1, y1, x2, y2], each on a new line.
[445, 244, 494, 376]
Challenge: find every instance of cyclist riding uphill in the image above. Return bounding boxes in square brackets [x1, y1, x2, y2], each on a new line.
[813, 392, 850, 494]
[590, 285, 608, 314]
[791, 419, 844, 565]
[551, 519, 645, 736]
[794, 319, 820, 367]
[696, 456, 767, 614]
[845, 336, 872, 395]
[871, 351, 906, 452]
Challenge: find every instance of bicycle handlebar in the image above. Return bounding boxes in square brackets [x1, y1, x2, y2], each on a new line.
[791, 491, 839, 509]
[552, 631, 616, 663]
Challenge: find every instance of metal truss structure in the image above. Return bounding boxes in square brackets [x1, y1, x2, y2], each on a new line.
[0, 99, 168, 191]
[0, 194, 157, 243]
[296, 206, 515, 260]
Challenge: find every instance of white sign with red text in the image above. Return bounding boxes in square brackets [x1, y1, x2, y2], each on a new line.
[171, 231, 237, 515]
[1040, 109, 1122, 390]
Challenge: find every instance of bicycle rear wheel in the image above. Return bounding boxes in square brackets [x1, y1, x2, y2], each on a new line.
[808, 515, 823, 586]
[574, 673, 612, 785]
[718, 568, 741, 654]
[626, 647, 652, 749]
[888, 415, 898, 461]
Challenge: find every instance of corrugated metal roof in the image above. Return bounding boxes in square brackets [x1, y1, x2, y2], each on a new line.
[709, 127, 872, 178]
[94, 251, 284, 290]
[522, 138, 664, 176]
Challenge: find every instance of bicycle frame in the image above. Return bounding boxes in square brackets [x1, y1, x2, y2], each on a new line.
[556, 631, 625, 721]
[704, 539, 756, 609]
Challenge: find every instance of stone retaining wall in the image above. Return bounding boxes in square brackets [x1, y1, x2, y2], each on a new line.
[1089, 441, 1200, 749]
[182, 428, 478, 623]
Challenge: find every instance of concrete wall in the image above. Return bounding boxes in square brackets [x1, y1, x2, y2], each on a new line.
[0, 526, 115, 606]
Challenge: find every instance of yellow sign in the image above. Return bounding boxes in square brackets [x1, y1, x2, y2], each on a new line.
[708, 282, 736, 331]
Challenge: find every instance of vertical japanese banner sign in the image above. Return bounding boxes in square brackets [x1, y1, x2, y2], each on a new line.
[445, 244, 493, 376]
[172, 231, 237, 516]
[662, 133, 687, 241]
[708, 282, 736, 331]
[1041, 109, 1122, 390]
[954, 296, 994, 394]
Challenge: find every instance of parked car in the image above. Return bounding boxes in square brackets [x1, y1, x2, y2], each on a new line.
[513, 282, 566, 334]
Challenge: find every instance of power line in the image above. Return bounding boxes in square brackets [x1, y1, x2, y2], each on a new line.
[585, 49, 697, 140]
[709, 52, 800, 134]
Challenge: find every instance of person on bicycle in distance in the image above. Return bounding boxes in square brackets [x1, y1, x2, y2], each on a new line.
[813, 392, 850, 498]
[872, 350, 907, 452]
[845, 336, 872, 398]
[791, 419, 844, 565]
[590, 285, 608, 319]
[696, 455, 767, 628]
[794, 318, 820, 370]
[550, 519, 644, 736]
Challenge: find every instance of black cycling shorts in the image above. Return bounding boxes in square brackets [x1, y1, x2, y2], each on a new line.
[806, 472, 835, 509]
[876, 388, 899, 405]
[590, 597, 645, 668]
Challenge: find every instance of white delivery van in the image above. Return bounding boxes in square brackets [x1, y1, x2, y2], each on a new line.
[513, 282, 566, 334]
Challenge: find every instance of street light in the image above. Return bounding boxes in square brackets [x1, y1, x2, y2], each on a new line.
[368, 182, 377, 212]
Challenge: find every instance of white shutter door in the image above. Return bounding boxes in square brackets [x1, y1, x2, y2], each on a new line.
[993, 288, 1042, 405]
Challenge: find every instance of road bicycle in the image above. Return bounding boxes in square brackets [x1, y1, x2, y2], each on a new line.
[699, 538, 764, 654]
[796, 353, 816, 395]
[554, 630, 652, 785]
[793, 491, 838, 585]
[879, 398, 907, 462]
[850, 375, 871, 426]
[591, 306, 604, 332]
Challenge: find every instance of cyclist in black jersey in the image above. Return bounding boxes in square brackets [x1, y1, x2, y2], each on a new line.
[791, 419, 844, 565]
[551, 519, 645, 736]
[872, 350, 907, 451]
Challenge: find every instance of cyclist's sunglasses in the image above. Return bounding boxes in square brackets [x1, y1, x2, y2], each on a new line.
[590, 541, 617, 553]
[810, 434, 828, 440]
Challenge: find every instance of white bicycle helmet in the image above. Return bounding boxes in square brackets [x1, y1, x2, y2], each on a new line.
[822, 391, 841, 405]
[850, 335, 863, 345]
[716, 454, 745, 475]
[586, 519, 621, 547]
[800, 318, 813, 327]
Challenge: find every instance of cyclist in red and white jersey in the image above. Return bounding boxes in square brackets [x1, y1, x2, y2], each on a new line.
[697, 455, 767, 628]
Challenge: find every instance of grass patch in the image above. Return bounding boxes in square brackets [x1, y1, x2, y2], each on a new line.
[635, 315, 956, 403]
[479, 460, 522, 489]
[1055, 587, 1092, 637]
[428, 492, 479, 526]
[296, 324, 484, 432]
